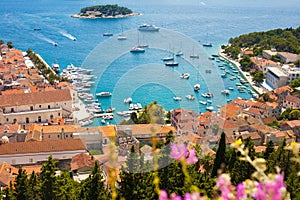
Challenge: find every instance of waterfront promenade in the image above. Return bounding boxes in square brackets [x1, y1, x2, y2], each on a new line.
[218, 50, 265, 95]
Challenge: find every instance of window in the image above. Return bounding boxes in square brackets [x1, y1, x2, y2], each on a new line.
[13, 119, 17, 124]
[39, 105, 41, 108]
[66, 134, 68, 138]
[29, 158, 33, 163]
[6, 118, 8, 122]
[48, 135, 51, 138]
[26, 117, 29, 123]
[57, 135, 60, 138]
[48, 105, 50, 109]
[30, 106, 33, 111]
[50, 115, 53, 120]
[58, 113, 61, 117]
[11, 108, 14, 112]
[38, 116, 41, 122]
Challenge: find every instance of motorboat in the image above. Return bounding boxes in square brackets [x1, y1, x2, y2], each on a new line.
[207, 99, 212, 103]
[201, 92, 213, 98]
[138, 24, 160, 31]
[165, 61, 179, 67]
[228, 87, 234, 90]
[221, 90, 230, 95]
[206, 106, 214, 111]
[199, 101, 207, 105]
[173, 96, 182, 101]
[53, 42, 58, 46]
[190, 54, 199, 59]
[124, 97, 132, 103]
[180, 73, 190, 79]
[186, 95, 195, 100]
[194, 84, 200, 92]
[202, 43, 213, 47]
[137, 44, 149, 48]
[51, 62, 60, 73]
[130, 46, 145, 53]
[103, 32, 113, 36]
[96, 92, 112, 97]
[33, 27, 41, 31]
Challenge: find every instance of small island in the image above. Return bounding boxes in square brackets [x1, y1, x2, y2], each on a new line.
[71, 4, 140, 19]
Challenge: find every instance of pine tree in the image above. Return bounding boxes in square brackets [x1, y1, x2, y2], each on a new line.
[14, 168, 29, 200]
[211, 132, 226, 177]
[55, 171, 80, 200]
[27, 171, 40, 200]
[40, 155, 58, 200]
[83, 161, 109, 200]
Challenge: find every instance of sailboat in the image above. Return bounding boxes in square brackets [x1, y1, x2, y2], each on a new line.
[162, 44, 174, 61]
[190, 47, 199, 59]
[165, 49, 179, 66]
[194, 65, 200, 92]
[117, 25, 127, 40]
[175, 42, 183, 56]
[137, 32, 149, 48]
[130, 31, 145, 53]
[202, 33, 213, 47]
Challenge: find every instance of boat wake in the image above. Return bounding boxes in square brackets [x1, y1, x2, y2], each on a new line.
[59, 30, 77, 41]
[35, 34, 58, 46]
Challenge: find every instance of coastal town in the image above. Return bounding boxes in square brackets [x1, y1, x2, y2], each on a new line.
[0, 0, 300, 197]
[0, 27, 300, 196]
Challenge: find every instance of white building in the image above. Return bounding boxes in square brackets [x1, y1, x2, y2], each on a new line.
[0, 138, 86, 165]
[266, 67, 288, 89]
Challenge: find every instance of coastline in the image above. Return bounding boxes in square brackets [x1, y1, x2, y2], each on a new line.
[71, 13, 141, 19]
[218, 49, 265, 95]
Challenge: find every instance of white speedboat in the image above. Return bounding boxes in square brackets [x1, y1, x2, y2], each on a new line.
[51, 63, 60, 73]
[162, 56, 174, 61]
[138, 24, 159, 31]
[206, 106, 214, 111]
[221, 90, 230, 95]
[96, 92, 112, 97]
[173, 96, 182, 101]
[228, 87, 234, 90]
[103, 32, 113, 36]
[199, 101, 207, 105]
[165, 61, 179, 66]
[180, 73, 190, 79]
[194, 84, 200, 92]
[186, 95, 195, 100]
[124, 97, 132, 103]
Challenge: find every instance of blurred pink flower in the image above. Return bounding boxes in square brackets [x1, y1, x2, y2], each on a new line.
[186, 149, 198, 165]
[170, 143, 188, 161]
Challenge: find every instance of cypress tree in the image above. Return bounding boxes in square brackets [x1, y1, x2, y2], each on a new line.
[211, 132, 226, 177]
[40, 155, 57, 200]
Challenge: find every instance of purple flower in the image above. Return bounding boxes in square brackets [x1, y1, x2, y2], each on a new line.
[159, 190, 168, 200]
[186, 148, 198, 165]
[170, 143, 188, 161]
[236, 183, 246, 199]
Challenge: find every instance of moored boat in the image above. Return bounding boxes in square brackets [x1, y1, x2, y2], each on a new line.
[103, 32, 113, 36]
[173, 96, 182, 101]
[206, 106, 214, 111]
[186, 95, 195, 100]
[194, 84, 200, 92]
[130, 46, 145, 53]
[138, 24, 160, 31]
[96, 92, 112, 97]
[199, 101, 207, 105]
[165, 61, 179, 67]
[180, 73, 190, 79]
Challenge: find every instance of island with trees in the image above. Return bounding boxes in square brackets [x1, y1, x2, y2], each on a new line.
[71, 4, 140, 19]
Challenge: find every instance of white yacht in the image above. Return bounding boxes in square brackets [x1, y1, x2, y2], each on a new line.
[138, 24, 160, 31]
[186, 95, 195, 100]
[117, 34, 127, 40]
[96, 92, 112, 97]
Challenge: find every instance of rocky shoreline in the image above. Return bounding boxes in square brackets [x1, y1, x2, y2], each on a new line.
[71, 13, 141, 19]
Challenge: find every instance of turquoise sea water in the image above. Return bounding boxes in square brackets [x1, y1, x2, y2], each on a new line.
[1, 0, 300, 124]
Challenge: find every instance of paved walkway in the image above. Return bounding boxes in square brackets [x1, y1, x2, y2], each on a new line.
[72, 98, 94, 126]
[218, 51, 266, 95]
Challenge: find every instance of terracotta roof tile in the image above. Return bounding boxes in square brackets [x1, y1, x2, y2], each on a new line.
[285, 95, 300, 103]
[71, 153, 95, 171]
[0, 139, 86, 155]
[0, 89, 72, 107]
[0, 162, 18, 186]
[22, 165, 42, 175]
